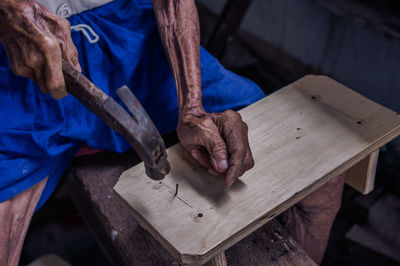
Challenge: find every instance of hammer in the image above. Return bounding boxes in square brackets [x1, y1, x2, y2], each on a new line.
[62, 60, 170, 180]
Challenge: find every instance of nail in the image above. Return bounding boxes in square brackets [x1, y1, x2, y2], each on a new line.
[218, 159, 228, 171]
[211, 158, 227, 173]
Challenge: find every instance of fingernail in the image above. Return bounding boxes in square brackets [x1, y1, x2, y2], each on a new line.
[218, 159, 228, 171]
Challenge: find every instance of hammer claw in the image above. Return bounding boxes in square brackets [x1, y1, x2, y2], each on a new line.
[117, 86, 143, 124]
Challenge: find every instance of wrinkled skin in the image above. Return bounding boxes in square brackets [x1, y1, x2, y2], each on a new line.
[0, 178, 48, 266]
[0, 0, 80, 99]
[153, 0, 254, 187]
[178, 110, 254, 187]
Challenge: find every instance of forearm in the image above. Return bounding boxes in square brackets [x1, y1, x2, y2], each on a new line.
[152, 0, 203, 115]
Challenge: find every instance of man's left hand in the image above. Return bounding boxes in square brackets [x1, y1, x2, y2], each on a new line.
[177, 109, 254, 187]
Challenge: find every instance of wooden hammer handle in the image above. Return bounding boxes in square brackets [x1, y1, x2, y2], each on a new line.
[62, 60, 109, 112]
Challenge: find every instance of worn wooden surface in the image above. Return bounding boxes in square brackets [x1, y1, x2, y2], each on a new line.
[346, 149, 379, 194]
[115, 75, 400, 264]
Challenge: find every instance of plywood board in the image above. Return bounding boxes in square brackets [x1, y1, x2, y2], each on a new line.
[114, 75, 400, 265]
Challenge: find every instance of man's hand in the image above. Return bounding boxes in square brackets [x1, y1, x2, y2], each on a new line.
[0, 0, 80, 99]
[178, 109, 254, 188]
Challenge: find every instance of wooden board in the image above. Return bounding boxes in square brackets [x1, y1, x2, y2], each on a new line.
[114, 75, 400, 265]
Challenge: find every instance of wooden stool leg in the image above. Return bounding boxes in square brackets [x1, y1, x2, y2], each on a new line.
[346, 149, 379, 194]
[211, 252, 227, 266]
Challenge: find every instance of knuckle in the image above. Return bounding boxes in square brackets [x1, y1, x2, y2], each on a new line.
[246, 156, 255, 169]
[242, 122, 249, 131]
[27, 53, 43, 68]
[12, 64, 31, 77]
[46, 74, 64, 91]
[50, 87, 67, 99]
[224, 109, 241, 120]
[40, 36, 58, 51]
[59, 18, 71, 31]
[211, 141, 227, 154]
[70, 46, 79, 58]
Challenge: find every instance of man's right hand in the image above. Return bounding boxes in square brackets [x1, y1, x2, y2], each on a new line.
[0, 0, 81, 99]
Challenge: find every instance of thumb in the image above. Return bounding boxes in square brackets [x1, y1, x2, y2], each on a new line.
[200, 133, 229, 173]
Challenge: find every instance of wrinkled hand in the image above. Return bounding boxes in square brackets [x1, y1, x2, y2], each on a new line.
[177, 109, 254, 187]
[0, 0, 80, 99]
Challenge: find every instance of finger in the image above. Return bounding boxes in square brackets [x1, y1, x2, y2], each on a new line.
[63, 36, 81, 72]
[68, 43, 81, 72]
[242, 122, 255, 171]
[215, 111, 247, 187]
[190, 149, 224, 177]
[24, 49, 50, 93]
[190, 148, 212, 170]
[198, 128, 229, 173]
[225, 154, 246, 188]
[224, 137, 247, 187]
[4, 43, 36, 83]
[32, 65, 48, 94]
[41, 36, 67, 99]
[58, 19, 82, 72]
[243, 150, 255, 171]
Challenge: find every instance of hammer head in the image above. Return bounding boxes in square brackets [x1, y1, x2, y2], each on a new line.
[62, 60, 169, 180]
[103, 86, 170, 180]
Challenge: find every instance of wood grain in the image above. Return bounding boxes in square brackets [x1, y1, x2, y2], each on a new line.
[114, 75, 400, 265]
[346, 149, 379, 194]
[210, 253, 227, 266]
